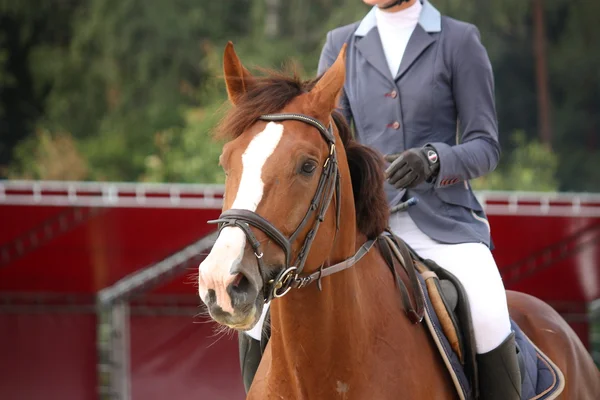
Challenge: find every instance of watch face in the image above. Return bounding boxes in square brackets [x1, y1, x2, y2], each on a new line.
[426, 149, 438, 164]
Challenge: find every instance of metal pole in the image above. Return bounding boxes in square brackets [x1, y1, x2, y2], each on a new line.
[110, 302, 131, 400]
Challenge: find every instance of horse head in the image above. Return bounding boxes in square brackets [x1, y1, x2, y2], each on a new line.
[198, 42, 388, 330]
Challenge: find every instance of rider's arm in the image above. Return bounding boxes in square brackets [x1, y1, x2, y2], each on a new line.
[426, 25, 501, 187]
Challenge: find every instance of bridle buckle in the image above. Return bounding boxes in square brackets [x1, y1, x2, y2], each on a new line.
[271, 266, 298, 299]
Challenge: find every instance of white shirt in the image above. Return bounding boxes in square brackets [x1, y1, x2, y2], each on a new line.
[375, 0, 423, 78]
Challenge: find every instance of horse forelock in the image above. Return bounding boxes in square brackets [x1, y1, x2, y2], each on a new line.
[215, 67, 317, 142]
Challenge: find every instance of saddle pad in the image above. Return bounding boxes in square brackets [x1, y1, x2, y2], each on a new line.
[512, 321, 565, 400]
[419, 274, 471, 399]
[419, 276, 565, 400]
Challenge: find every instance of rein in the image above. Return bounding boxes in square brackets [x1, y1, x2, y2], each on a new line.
[207, 112, 425, 323]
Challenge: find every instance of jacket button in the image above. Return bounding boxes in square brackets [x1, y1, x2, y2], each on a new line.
[390, 90, 398, 98]
[392, 121, 400, 129]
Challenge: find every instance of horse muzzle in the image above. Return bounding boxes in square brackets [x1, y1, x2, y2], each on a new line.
[199, 251, 264, 329]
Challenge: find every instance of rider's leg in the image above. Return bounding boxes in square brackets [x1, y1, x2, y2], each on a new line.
[417, 242, 512, 352]
[390, 212, 521, 400]
[238, 303, 271, 393]
[239, 332, 263, 393]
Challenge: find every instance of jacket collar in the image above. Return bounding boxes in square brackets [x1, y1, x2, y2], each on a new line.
[354, 0, 441, 36]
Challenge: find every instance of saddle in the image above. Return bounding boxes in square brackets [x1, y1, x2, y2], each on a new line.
[375, 233, 479, 397]
[376, 232, 565, 400]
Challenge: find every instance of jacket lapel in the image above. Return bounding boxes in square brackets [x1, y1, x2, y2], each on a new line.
[355, 27, 394, 83]
[396, 24, 437, 80]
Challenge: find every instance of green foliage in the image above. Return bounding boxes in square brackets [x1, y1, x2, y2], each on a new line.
[140, 39, 228, 183]
[0, 0, 598, 190]
[142, 103, 227, 184]
[42, 0, 213, 180]
[471, 130, 559, 191]
[6, 128, 88, 180]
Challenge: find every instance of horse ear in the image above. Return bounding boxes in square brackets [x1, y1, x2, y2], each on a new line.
[223, 41, 254, 105]
[307, 43, 347, 115]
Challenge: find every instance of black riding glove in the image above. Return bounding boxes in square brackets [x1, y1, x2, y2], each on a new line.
[384, 146, 440, 189]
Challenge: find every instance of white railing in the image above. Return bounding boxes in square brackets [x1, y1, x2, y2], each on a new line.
[2, 180, 600, 216]
[475, 190, 600, 217]
[0, 180, 224, 209]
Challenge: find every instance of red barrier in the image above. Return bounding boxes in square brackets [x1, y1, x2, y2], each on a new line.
[0, 313, 97, 400]
[130, 315, 245, 400]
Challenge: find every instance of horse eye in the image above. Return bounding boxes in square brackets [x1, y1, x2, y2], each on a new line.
[300, 161, 317, 175]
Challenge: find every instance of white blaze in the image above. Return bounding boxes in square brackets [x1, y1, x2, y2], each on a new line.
[198, 122, 284, 313]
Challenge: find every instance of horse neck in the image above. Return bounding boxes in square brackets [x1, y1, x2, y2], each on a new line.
[268, 156, 365, 352]
[265, 166, 420, 396]
[266, 239, 371, 388]
[266, 241, 427, 398]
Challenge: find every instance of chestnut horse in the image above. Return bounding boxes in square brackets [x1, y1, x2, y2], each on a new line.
[198, 42, 600, 399]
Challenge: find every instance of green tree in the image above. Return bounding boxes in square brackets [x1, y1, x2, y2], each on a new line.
[2, 0, 599, 191]
[141, 41, 228, 184]
[7, 129, 88, 180]
[46, 0, 221, 180]
[471, 130, 559, 191]
[7, 0, 250, 181]
[0, 0, 79, 173]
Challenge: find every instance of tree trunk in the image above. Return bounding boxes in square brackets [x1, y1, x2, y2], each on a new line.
[532, 0, 552, 149]
[264, 0, 281, 39]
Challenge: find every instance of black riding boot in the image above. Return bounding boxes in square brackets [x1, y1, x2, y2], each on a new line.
[476, 331, 522, 400]
[238, 333, 263, 393]
[238, 310, 271, 393]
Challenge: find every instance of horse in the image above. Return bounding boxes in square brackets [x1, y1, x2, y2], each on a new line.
[197, 42, 600, 399]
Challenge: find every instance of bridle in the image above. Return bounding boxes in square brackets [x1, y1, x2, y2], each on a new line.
[207, 112, 425, 324]
[208, 113, 375, 303]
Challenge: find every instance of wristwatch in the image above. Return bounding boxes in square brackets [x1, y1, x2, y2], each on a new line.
[423, 146, 440, 181]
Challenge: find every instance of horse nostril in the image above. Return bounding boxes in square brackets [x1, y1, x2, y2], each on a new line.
[231, 272, 243, 288]
[230, 273, 251, 293]
[206, 289, 217, 305]
[227, 272, 256, 311]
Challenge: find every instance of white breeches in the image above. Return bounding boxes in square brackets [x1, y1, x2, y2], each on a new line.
[389, 211, 512, 354]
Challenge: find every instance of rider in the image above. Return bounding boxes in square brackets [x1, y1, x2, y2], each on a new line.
[316, 1, 520, 399]
[239, 1, 520, 399]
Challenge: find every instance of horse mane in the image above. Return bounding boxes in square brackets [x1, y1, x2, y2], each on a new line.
[215, 70, 389, 238]
[331, 112, 390, 238]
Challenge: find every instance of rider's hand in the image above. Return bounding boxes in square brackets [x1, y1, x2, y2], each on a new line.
[384, 146, 440, 189]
